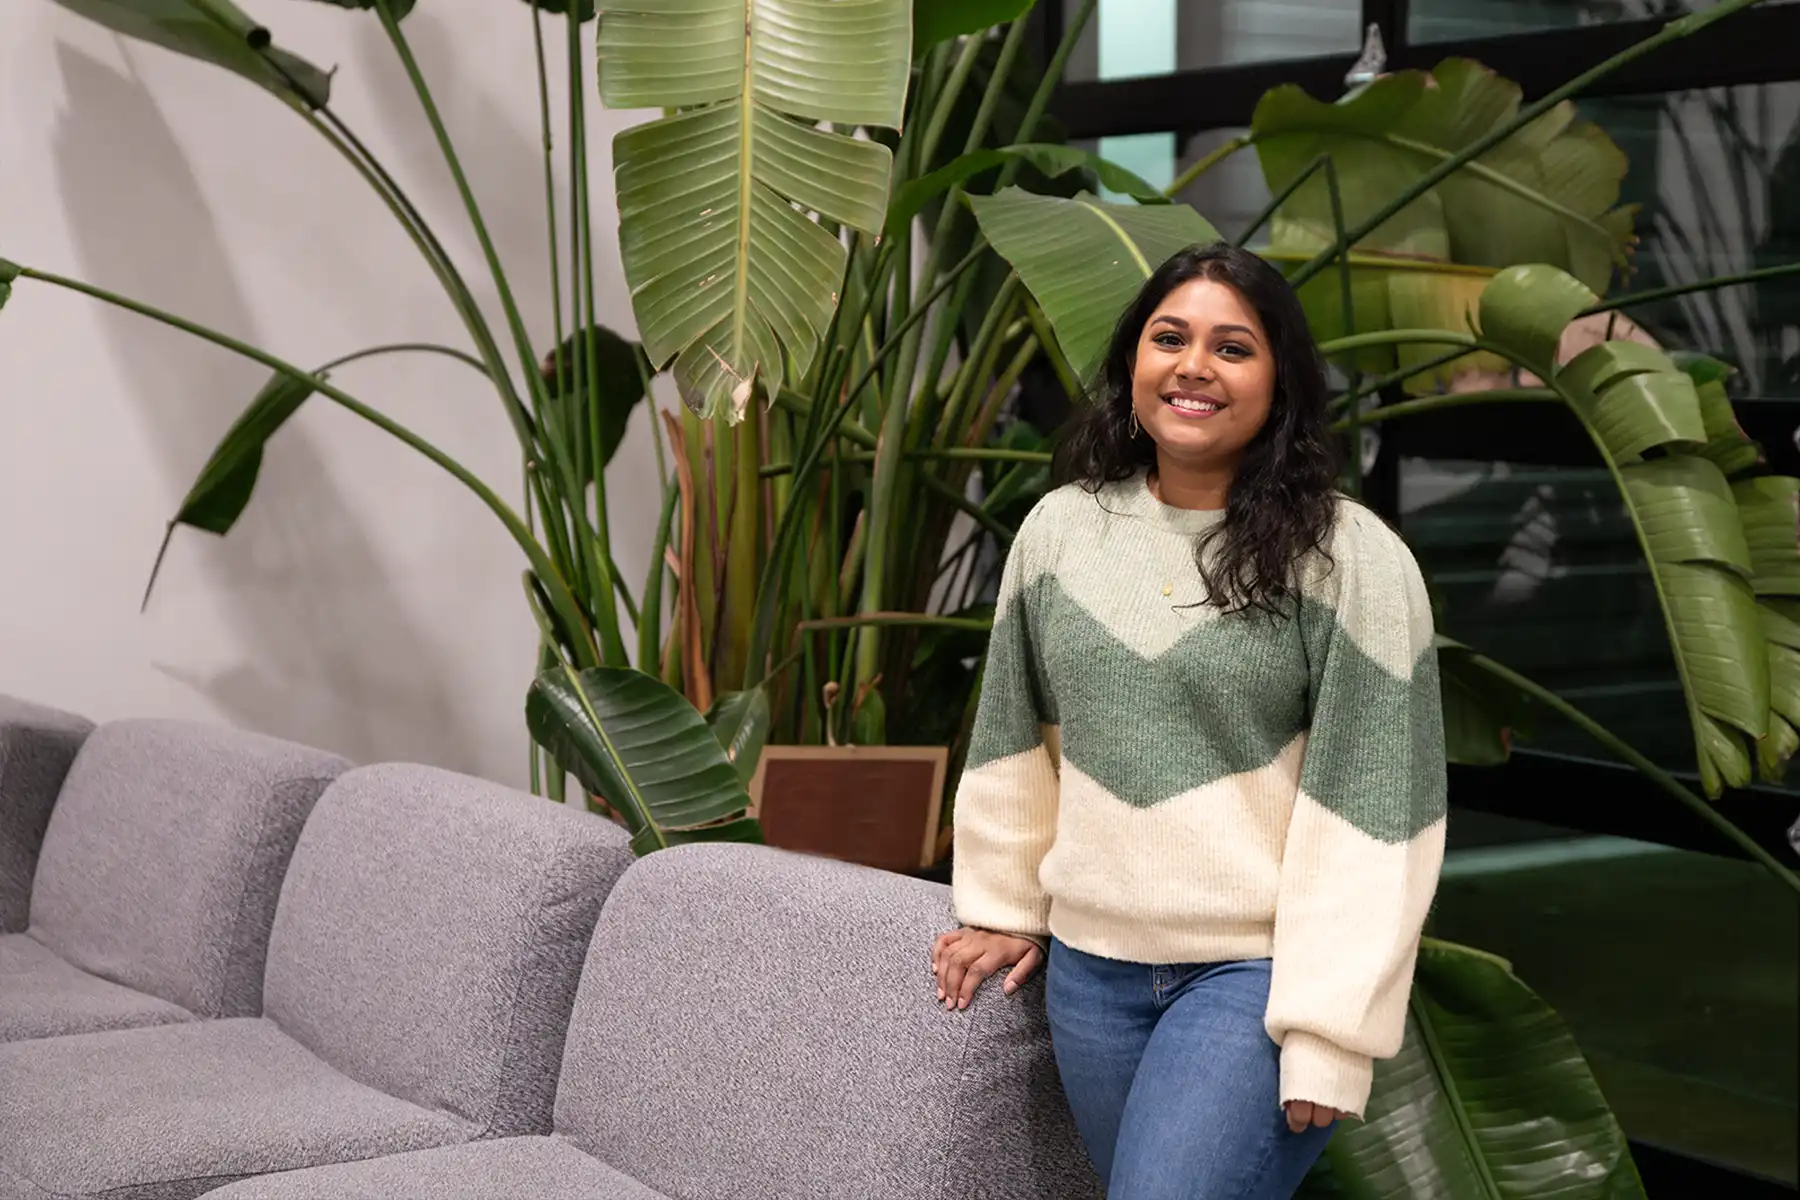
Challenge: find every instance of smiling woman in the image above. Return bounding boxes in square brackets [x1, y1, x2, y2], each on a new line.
[932, 242, 1448, 1200]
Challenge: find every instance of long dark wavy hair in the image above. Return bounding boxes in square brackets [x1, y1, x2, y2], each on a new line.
[1052, 242, 1340, 618]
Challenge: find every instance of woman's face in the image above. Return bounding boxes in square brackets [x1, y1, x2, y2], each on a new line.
[1129, 277, 1276, 473]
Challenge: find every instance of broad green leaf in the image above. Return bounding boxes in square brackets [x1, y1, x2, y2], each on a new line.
[1253, 58, 1634, 293]
[1434, 637, 1534, 766]
[517, 0, 592, 17]
[1733, 476, 1800, 595]
[888, 144, 1167, 236]
[912, 0, 1031, 52]
[1315, 938, 1645, 1200]
[1558, 341, 1706, 463]
[970, 188, 1220, 384]
[526, 664, 761, 856]
[1678, 356, 1763, 477]
[1758, 712, 1799, 784]
[600, 0, 910, 421]
[1478, 264, 1597, 381]
[540, 325, 648, 479]
[142, 367, 321, 608]
[1620, 456, 1752, 576]
[1763, 601, 1800, 650]
[1616, 457, 1767, 770]
[0, 262, 13, 312]
[51, 0, 333, 109]
[705, 688, 772, 785]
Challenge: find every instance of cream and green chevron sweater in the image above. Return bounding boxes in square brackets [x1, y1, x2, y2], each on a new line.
[952, 473, 1447, 1118]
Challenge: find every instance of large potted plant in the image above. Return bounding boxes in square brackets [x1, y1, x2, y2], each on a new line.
[3, 0, 1792, 1193]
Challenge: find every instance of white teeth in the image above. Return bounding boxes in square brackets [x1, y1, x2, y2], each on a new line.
[1166, 397, 1220, 413]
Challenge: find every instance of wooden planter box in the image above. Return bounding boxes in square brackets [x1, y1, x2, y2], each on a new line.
[748, 745, 949, 873]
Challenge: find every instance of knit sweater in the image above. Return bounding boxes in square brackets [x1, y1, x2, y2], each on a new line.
[951, 473, 1447, 1118]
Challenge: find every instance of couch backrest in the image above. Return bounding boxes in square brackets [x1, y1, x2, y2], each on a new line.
[554, 844, 1103, 1200]
[0, 695, 94, 934]
[262, 763, 634, 1138]
[28, 717, 347, 1017]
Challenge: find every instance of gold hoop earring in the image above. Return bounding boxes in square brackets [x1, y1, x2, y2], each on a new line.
[1128, 409, 1140, 438]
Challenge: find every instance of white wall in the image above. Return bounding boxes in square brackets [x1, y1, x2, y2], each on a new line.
[0, 2, 659, 788]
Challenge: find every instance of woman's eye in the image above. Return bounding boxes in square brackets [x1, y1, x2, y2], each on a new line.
[1217, 342, 1252, 358]
[1152, 333, 1184, 349]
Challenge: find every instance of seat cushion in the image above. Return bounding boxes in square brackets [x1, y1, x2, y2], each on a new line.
[203, 1137, 670, 1200]
[0, 1018, 472, 1200]
[263, 764, 634, 1139]
[0, 933, 193, 1044]
[555, 843, 1104, 1200]
[0, 695, 93, 934]
[30, 719, 349, 1020]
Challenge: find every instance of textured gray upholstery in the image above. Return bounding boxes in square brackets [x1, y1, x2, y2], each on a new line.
[0, 1019, 472, 1200]
[556, 843, 1104, 1200]
[263, 763, 634, 1138]
[203, 1138, 670, 1200]
[29, 719, 348, 1021]
[0, 695, 93, 933]
[0, 932, 194, 1043]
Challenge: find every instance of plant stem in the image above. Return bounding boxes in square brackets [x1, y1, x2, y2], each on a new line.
[1332, 388, 1560, 430]
[317, 342, 491, 376]
[18, 264, 599, 671]
[372, 2, 547, 412]
[1319, 329, 1482, 358]
[797, 613, 994, 634]
[1331, 346, 1479, 411]
[531, 3, 566, 406]
[1168, 133, 1253, 200]
[1287, 0, 1769, 290]
[1463, 650, 1800, 895]
[1578, 259, 1800, 317]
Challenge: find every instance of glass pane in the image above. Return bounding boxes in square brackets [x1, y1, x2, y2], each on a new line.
[1586, 84, 1800, 401]
[1429, 825, 1799, 1184]
[1410, 0, 1795, 44]
[1063, 0, 1364, 84]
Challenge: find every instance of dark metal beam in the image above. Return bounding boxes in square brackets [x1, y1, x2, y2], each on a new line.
[1051, 4, 1800, 141]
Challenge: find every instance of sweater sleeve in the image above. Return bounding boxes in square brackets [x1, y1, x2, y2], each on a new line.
[951, 501, 1061, 943]
[1265, 503, 1448, 1119]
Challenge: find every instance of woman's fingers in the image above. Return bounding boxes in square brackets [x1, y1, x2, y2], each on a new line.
[956, 950, 1007, 1009]
[1285, 1101, 1313, 1134]
[1311, 1105, 1338, 1128]
[1003, 944, 1044, 994]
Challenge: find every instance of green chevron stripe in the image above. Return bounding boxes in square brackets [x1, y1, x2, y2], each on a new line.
[967, 574, 1444, 844]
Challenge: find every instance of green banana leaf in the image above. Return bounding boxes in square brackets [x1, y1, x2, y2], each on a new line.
[1305, 938, 1645, 1200]
[539, 325, 648, 483]
[526, 664, 763, 856]
[1253, 58, 1635, 294]
[968, 189, 1220, 384]
[705, 688, 773, 786]
[888, 144, 1167, 238]
[51, 0, 333, 110]
[1733, 476, 1800, 596]
[291, 0, 417, 14]
[1476, 266, 1767, 796]
[1262, 248, 1504, 389]
[599, 0, 910, 421]
[0, 260, 15, 312]
[912, 0, 1031, 53]
[1674, 353, 1764, 476]
[1435, 637, 1534, 766]
[141, 366, 322, 608]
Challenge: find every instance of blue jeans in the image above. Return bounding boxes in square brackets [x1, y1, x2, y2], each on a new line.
[1046, 939, 1333, 1199]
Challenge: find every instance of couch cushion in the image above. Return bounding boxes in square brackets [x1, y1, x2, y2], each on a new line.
[0, 695, 93, 933]
[263, 763, 634, 1139]
[555, 843, 1104, 1200]
[0, 932, 194, 1044]
[28, 719, 349, 1020]
[203, 1137, 670, 1200]
[0, 1018, 471, 1200]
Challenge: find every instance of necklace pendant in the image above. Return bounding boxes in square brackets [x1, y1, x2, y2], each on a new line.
[1162, 580, 1173, 597]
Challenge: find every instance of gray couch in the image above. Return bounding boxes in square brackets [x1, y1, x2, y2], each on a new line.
[0, 696, 94, 934]
[0, 717, 349, 1043]
[0, 698, 1100, 1200]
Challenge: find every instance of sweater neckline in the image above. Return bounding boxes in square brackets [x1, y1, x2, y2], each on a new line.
[1100, 471, 1227, 536]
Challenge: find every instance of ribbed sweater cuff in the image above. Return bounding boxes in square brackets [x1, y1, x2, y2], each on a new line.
[1278, 1032, 1372, 1119]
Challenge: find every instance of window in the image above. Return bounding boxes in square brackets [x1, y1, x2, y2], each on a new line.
[1409, 0, 1798, 46]
[1062, 0, 1364, 84]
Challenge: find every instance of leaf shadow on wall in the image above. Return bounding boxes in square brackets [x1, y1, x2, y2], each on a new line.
[51, 42, 475, 771]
